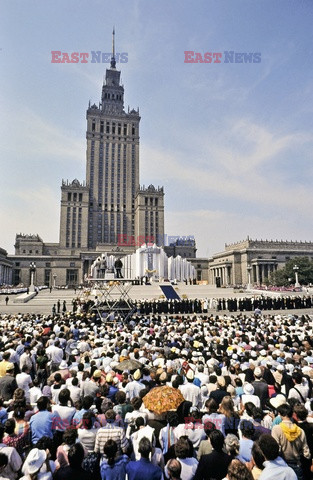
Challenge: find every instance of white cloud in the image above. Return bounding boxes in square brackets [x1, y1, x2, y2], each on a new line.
[141, 117, 313, 218]
[1, 107, 84, 162]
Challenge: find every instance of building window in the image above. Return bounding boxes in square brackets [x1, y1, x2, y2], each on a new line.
[13, 269, 20, 285]
[44, 270, 51, 286]
[66, 269, 78, 285]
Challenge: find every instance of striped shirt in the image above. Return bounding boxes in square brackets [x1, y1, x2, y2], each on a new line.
[95, 424, 128, 455]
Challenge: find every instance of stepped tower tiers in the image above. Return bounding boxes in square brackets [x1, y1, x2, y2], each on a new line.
[86, 30, 140, 249]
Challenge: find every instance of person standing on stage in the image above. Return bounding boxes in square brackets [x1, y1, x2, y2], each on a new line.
[115, 258, 123, 278]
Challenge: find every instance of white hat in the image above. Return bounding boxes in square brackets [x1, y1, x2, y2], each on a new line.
[133, 369, 141, 380]
[59, 360, 68, 370]
[269, 394, 287, 409]
[254, 367, 262, 378]
[243, 383, 255, 395]
[186, 370, 195, 381]
[23, 448, 46, 474]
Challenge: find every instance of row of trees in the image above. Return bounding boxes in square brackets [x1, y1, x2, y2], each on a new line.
[270, 257, 313, 286]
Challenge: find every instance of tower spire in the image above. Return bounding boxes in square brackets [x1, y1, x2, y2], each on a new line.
[111, 27, 116, 69]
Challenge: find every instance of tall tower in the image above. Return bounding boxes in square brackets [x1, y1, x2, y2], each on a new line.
[86, 30, 140, 248]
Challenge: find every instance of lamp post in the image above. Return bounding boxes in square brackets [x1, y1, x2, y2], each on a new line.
[247, 264, 252, 290]
[29, 262, 36, 292]
[293, 265, 300, 288]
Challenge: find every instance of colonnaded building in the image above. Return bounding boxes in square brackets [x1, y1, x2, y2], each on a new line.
[208, 238, 313, 287]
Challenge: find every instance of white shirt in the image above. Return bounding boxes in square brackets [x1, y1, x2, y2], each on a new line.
[124, 410, 148, 438]
[20, 474, 52, 480]
[288, 384, 309, 402]
[131, 425, 155, 460]
[124, 380, 145, 401]
[19, 353, 32, 371]
[29, 386, 42, 407]
[67, 385, 82, 403]
[241, 394, 261, 408]
[51, 384, 66, 404]
[179, 383, 201, 408]
[16, 372, 32, 400]
[0, 443, 22, 480]
[46, 345, 63, 365]
[52, 405, 76, 430]
[172, 457, 198, 480]
[175, 423, 206, 449]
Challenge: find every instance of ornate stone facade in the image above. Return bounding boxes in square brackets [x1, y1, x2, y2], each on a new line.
[209, 237, 313, 286]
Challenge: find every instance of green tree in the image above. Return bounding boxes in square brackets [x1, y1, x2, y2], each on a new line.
[272, 257, 313, 286]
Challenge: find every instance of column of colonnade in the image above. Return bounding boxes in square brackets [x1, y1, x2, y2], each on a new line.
[0, 264, 12, 285]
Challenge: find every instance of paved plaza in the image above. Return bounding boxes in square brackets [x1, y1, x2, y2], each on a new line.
[1, 283, 313, 317]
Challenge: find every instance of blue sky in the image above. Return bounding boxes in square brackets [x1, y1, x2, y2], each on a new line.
[1, 0, 313, 257]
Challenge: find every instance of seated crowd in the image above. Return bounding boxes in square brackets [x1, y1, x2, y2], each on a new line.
[0, 309, 312, 479]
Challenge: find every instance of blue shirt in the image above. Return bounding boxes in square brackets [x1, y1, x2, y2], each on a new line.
[107, 385, 119, 402]
[126, 458, 163, 480]
[29, 409, 61, 444]
[238, 438, 253, 462]
[100, 455, 129, 480]
[0, 407, 8, 425]
[259, 457, 297, 480]
[72, 408, 88, 426]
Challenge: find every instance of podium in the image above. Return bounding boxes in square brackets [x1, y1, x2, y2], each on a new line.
[88, 278, 136, 320]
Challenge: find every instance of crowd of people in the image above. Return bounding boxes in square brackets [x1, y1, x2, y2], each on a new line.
[70, 293, 313, 317]
[0, 308, 312, 480]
